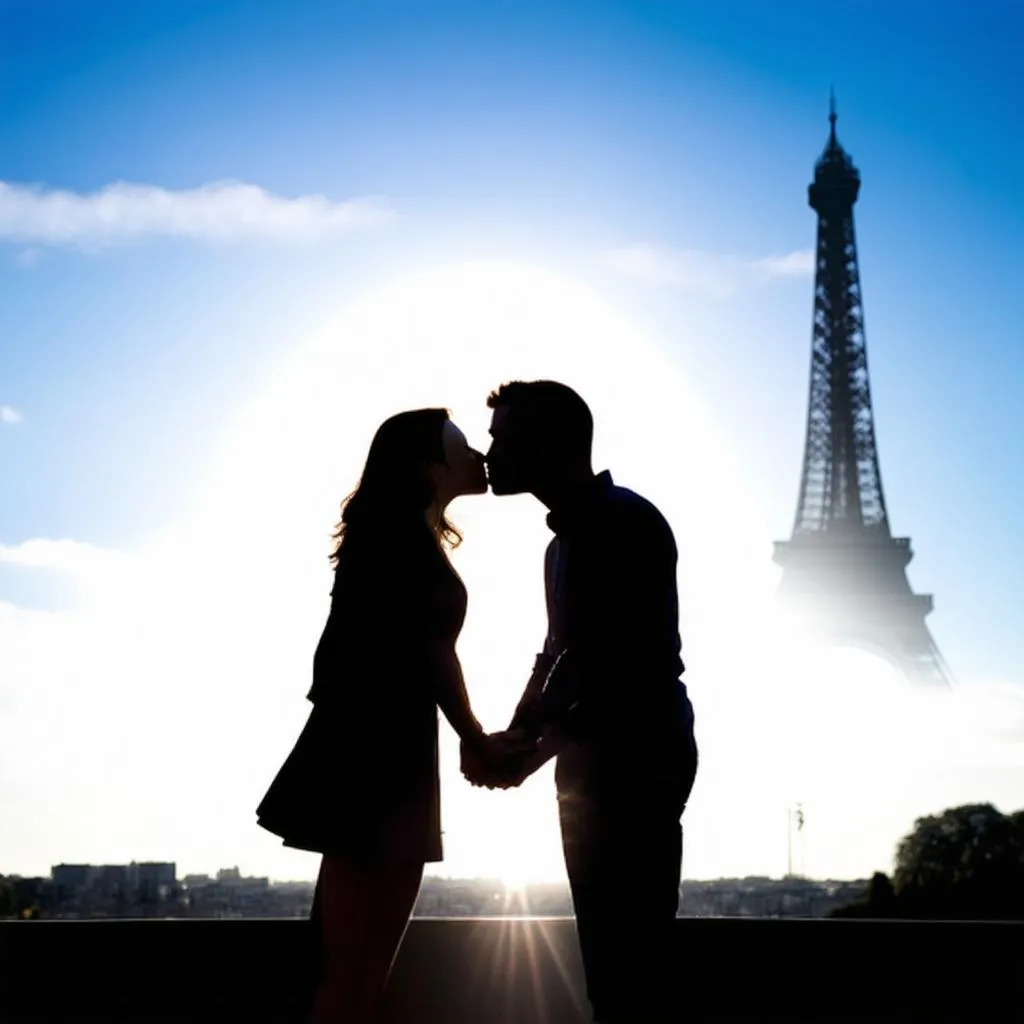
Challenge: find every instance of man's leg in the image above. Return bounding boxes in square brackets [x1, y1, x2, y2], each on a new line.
[558, 788, 614, 1020]
[558, 788, 685, 1023]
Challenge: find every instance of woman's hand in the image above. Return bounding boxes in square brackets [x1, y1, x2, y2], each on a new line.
[460, 729, 537, 788]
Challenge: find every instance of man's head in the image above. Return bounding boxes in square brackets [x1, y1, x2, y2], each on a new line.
[485, 380, 594, 496]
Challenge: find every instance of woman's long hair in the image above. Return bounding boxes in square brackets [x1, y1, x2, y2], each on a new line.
[330, 408, 463, 566]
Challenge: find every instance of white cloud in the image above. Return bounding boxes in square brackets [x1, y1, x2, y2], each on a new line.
[1, 405, 23, 424]
[0, 180, 394, 249]
[602, 243, 815, 296]
[754, 249, 815, 276]
[0, 538, 123, 575]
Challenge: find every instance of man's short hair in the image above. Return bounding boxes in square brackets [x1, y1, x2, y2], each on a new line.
[487, 380, 593, 460]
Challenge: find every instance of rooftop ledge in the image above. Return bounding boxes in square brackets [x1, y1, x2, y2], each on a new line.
[2, 917, 1021, 1022]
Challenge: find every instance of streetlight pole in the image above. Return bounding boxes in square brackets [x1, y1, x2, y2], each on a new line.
[787, 807, 793, 878]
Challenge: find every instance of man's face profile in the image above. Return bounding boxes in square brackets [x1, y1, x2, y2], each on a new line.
[485, 406, 533, 496]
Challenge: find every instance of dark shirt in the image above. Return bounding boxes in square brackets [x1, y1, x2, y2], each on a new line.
[513, 471, 694, 748]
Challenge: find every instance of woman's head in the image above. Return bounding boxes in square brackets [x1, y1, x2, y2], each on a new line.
[332, 408, 486, 560]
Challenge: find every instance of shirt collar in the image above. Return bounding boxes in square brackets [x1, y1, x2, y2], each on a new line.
[545, 470, 614, 534]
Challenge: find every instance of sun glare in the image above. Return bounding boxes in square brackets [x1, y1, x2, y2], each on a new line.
[172, 260, 765, 883]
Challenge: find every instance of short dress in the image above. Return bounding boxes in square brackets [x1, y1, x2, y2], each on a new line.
[255, 528, 467, 864]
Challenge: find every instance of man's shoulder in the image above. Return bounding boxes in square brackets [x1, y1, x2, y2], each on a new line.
[606, 482, 673, 536]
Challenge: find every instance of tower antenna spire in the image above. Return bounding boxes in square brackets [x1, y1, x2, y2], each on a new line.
[828, 87, 837, 142]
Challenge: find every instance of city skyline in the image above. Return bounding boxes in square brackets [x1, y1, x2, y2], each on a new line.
[1, 0, 1022, 884]
[4, 858, 871, 923]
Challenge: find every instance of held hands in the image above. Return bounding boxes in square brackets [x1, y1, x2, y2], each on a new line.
[460, 729, 538, 790]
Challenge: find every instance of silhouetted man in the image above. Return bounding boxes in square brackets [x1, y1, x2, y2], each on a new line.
[482, 380, 698, 1024]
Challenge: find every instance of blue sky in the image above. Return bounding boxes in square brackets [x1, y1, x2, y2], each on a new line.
[1, 0, 1022, 879]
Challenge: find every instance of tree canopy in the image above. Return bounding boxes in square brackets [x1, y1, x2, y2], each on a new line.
[833, 804, 1024, 919]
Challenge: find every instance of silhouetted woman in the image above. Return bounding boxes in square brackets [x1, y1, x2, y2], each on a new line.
[256, 408, 509, 1023]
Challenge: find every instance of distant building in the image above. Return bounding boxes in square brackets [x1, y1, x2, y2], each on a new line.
[52, 864, 92, 889]
[131, 862, 178, 914]
[183, 867, 274, 917]
[51, 864, 93, 913]
[47, 861, 180, 917]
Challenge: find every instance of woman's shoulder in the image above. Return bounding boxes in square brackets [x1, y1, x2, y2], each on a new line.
[332, 523, 447, 584]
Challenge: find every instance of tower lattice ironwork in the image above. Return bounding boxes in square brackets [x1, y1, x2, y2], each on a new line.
[773, 98, 953, 687]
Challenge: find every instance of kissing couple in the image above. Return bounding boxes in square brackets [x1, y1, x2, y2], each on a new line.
[256, 379, 698, 1024]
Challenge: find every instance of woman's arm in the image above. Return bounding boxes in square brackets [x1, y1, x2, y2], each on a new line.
[431, 642, 539, 785]
[430, 641, 488, 749]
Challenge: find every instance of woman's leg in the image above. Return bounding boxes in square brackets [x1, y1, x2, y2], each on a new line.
[308, 854, 369, 1023]
[354, 861, 424, 1019]
[308, 855, 424, 1024]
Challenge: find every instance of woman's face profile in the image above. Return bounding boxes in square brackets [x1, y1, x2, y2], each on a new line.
[435, 420, 488, 499]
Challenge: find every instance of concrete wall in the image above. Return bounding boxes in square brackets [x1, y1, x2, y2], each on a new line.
[1, 916, 1021, 1022]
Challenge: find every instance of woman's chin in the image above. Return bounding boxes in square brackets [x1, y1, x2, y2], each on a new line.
[466, 473, 491, 496]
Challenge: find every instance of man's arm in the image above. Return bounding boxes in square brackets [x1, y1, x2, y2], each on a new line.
[508, 645, 557, 731]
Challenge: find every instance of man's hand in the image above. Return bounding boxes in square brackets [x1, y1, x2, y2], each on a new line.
[460, 729, 537, 789]
[504, 727, 568, 787]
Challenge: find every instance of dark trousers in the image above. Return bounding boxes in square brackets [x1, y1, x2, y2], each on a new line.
[557, 746, 697, 1023]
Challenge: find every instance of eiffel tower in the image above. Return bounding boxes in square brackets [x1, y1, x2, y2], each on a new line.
[773, 97, 953, 687]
